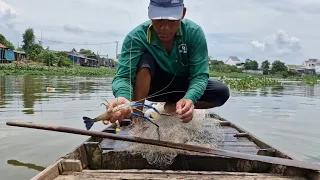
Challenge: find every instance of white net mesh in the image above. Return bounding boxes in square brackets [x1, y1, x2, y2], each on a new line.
[126, 109, 225, 168]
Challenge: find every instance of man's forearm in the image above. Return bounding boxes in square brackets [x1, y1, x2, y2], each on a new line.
[183, 74, 209, 104]
[112, 77, 132, 101]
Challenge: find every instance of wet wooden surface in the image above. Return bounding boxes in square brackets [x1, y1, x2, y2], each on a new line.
[32, 112, 320, 180]
[99, 117, 261, 155]
[54, 170, 307, 180]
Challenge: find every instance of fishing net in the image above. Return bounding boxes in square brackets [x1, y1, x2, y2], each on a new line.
[126, 109, 225, 168]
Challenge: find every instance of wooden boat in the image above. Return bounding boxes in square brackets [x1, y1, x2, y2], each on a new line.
[30, 110, 320, 180]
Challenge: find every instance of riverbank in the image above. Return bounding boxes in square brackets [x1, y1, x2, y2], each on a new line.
[0, 63, 116, 77]
[1, 63, 319, 86]
[1, 76, 320, 180]
[1, 63, 258, 78]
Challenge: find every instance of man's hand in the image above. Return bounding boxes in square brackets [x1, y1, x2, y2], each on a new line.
[176, 98, 195, 123]
[104, 97, 132, 124]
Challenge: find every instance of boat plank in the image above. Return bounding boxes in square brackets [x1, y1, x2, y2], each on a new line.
[221, 141, 258, 146]
[28, 111, 320, 180]
[31, 159, 63, 180]
[54, 170, 307, 180]
[99, 138, 261, 154]
[219, 146, 259, 153]
[222, 127, 240, 134]
[98, 122, 262, 155]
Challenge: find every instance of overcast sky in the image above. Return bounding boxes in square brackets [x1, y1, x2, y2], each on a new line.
[1, 0, 319, 65]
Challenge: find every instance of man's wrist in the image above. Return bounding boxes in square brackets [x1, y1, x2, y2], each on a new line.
[114, 92, 130, 101]
[183, 95, 196, 104]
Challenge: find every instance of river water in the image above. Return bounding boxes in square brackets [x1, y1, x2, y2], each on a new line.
[0, 75, 320, 180]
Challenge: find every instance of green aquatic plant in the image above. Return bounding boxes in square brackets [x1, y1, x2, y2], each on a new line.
[301, 75, 319, 85]
[218, 76, 283, 90]
[0, 63, 116, 77]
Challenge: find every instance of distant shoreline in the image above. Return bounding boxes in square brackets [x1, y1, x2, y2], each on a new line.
[1, 63, 319, 86]
[0, 63, 116, 77]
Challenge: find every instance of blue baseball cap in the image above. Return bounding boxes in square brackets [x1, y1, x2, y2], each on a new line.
[148, 0, 184, 20]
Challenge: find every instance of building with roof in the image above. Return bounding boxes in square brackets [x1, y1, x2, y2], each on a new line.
[0, 43, 26, 63]
[287, 64, 310, 75]
[302, 58, 320, 75]
[66, 48, 99, 67]
[302, 59, 320, 69]
[224, 56, 245, 68]
[316, 64, 320, 75]
[13, 50, 26, 61]
[0, 43, 16, 63]
[287, 58, 320, 75]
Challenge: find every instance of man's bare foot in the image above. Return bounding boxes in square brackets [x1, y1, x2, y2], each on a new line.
[164, 103, 176, 115]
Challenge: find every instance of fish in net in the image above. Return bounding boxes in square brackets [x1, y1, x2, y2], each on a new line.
[126, 109, 225, 168]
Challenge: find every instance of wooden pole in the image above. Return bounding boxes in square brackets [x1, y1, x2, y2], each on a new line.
[6, 121, 320, 171]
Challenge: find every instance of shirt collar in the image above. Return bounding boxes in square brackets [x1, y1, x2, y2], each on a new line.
[147, 22, 183, 45]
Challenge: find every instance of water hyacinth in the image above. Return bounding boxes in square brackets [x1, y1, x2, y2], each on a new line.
[218, 76, 283, 90]
[301, 75, 319, 85]
[0, 63, 116, 76]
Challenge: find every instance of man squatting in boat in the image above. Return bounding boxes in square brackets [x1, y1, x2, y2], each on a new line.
[105, 0, 230, 124]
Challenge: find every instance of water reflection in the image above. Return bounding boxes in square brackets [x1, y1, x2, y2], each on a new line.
[229, 84, 320, 99]
[0, 76, 5, 108]
[7, 159, 46, 172]
[0, 76, 112, 115]
[21, 76, 42, 114]
[1, 75, 320, 180]
[1, 75, 320, 115]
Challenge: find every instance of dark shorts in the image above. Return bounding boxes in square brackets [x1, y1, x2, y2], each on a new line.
[136, 51, 230, 107]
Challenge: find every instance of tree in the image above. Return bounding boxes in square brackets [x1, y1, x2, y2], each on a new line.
[0, 34, 15, 49]
[244, 59, 259, 70]
[209, 59, 224, 66]
[28, 44, 43, 61]
[22, 28, 35, 53]
[41, 50, 57, 66]
[261, 60, 270, 74]
[79, 48, 98, 59]
[271, 60, 287, 74]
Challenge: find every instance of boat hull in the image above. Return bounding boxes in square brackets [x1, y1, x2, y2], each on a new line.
[31, 111, 320, 180]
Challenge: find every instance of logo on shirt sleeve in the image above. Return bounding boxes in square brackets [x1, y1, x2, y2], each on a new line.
[171, 0, 181, 4]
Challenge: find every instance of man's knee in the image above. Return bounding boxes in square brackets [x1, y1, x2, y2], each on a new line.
[136, 51, 156, 78]
[201, 80, 230, 107]
[216, 82, 230, 106]
[136, 67, 151, 78]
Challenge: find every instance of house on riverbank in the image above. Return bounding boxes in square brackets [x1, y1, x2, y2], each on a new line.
[66, 49, 99, 67]
[302, 58, 320, 75]
[287, 65, 312, 75]
[287, 58, 320, 75]
[66, 49, 116, 68]
[99, 57, 115, 67]
[316, 64, 320, 75]
[0, 43, 26, 63]
[224, 56, 245, 68]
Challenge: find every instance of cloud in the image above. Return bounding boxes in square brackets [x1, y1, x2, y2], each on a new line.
[251, 30, 302, 56]
[63, 24, 86, 34]
[63, 24, 87, 34]
[1, 0, 320, 64]
[253, 0, 320, 14]
[0, 0, 17, 20]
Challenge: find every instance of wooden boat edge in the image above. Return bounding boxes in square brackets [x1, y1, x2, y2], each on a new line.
[208, 113, 293, 160]
[30, 123, 117, 180]
[30, 111, 320, 180]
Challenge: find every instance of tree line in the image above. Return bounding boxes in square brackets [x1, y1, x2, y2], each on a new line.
[243, 59, 288, 75]
[0, 28, 294, 74]
[209, 58, 296, 77]
[1, 28, 110, 67]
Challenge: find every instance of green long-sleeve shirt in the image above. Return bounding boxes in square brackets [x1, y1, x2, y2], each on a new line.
[112, 19, 209, 104]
